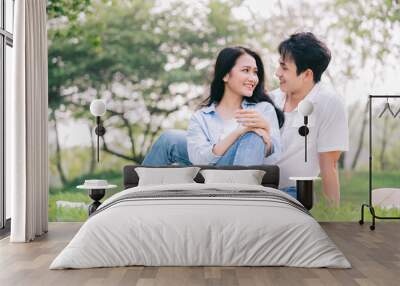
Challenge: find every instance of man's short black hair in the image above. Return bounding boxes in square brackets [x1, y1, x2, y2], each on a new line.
[278, 32, 331, 83]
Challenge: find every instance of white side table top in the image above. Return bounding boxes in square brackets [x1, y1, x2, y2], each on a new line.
[77, 184, 117, 190]
[289, 176, 321, 181]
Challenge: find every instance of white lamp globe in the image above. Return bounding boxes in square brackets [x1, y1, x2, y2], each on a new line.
[298, 100, 314, 116]
[90, 100, 106, 117]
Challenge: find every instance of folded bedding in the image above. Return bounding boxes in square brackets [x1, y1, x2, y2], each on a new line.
[50, 183, 351, 269]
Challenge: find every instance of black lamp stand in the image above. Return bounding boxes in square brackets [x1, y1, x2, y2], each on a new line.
[95, 116, 106, 162]
[298, 116, 310, 162]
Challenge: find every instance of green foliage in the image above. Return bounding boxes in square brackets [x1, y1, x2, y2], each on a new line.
[47, 0, 91, 22]
[48, 0, 258, 163]
[49, 146, 130, 187]
[328, 0, 400, 74]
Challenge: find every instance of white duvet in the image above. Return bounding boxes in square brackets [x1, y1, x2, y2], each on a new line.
[50, 183, 351, 269]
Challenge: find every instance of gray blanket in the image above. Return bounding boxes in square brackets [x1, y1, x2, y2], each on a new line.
[92, 188, 310, 217]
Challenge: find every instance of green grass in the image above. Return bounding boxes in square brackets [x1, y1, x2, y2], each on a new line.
[49, 170, 400, 222]
[310, 198, 400, 222]
[310, 170, 400, 221]
[49, 170, 123, 222]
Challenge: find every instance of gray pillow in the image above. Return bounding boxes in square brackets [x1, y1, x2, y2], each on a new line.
[135, 167, 201, 186]
[200, 169, 266, 185]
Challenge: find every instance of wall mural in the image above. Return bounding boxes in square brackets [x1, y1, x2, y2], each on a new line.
[47, 0, 400, 222]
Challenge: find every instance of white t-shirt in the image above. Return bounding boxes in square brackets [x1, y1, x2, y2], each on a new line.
[265, 83, 349, 188]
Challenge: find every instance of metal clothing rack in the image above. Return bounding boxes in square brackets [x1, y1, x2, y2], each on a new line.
[359, 95, 400, 230]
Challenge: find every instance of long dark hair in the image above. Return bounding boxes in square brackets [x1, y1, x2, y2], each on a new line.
[202, 46, 284, 128]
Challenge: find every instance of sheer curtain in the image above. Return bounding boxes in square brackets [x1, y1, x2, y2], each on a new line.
[10, 0, 48, 242]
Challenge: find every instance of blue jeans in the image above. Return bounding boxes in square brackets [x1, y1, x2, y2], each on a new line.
[142, 130, 191, 166]
[142, 129, 266, 166]
[280, 186, 297, 199]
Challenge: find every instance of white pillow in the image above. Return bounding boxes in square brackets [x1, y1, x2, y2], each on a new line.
[135, 167, 200, 186]
[200, 169, 266, 185]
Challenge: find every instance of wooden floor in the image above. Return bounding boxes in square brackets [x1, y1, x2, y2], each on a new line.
[0, 222, 399, 286]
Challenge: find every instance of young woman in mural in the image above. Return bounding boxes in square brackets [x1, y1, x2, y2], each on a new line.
[142, 46, 284, 167]
[187, 47, 283, 165]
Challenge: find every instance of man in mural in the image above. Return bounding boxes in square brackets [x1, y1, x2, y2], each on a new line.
[143, 32, 349, 206]
[266, 32, 349, 206]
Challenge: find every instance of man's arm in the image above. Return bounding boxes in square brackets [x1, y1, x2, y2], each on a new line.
[318, 151, 342, 207]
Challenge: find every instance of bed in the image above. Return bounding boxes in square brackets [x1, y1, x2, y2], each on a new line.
[50, 165, 350, 269]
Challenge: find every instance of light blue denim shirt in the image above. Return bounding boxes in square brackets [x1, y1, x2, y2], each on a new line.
[187, 100, 281, 165]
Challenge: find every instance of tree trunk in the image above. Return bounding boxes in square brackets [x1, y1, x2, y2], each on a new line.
[52, 112, 68, 185]
[338, 153, 345, 169]
[351, 101, 369, 170]
[378, 115, 389, 171]
[88, 123, 96, 174]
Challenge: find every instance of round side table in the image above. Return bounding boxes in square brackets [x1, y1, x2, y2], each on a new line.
[77, 184, 117, 215]
[289, 177, 320, 210]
